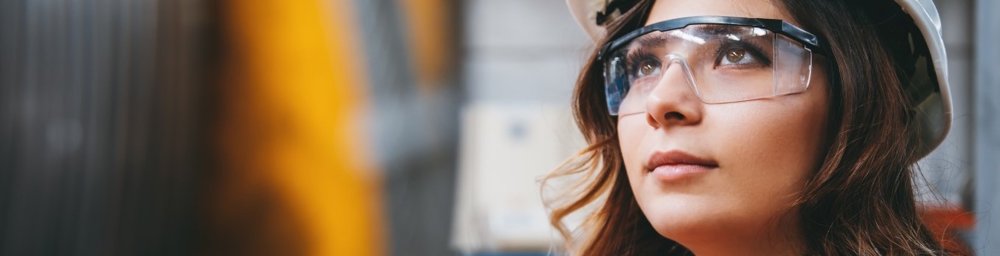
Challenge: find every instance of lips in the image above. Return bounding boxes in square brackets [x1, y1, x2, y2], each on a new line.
[645, 150, 718, 181]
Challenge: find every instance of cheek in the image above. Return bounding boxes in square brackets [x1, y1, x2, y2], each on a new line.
[709, 66, 832, 186]
[709, 95, 831, 197]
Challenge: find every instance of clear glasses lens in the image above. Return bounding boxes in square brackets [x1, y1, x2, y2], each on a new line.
[604, 24, 814, 116]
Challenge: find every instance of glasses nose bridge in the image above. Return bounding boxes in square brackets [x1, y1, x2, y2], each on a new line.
[655, 53, 701, 97]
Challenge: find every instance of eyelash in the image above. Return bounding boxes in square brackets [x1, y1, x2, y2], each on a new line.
[626, 49, 659, 76]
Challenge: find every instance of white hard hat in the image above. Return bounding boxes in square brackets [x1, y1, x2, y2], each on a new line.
[567, 0, 953, 161]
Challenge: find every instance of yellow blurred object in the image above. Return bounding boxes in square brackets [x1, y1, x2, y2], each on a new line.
[214, 0, 382, 255]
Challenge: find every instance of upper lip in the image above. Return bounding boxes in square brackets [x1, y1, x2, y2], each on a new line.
[645, 150, 719, 171]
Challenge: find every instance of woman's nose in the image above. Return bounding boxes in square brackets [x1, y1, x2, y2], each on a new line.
[644, 58, 704, 129]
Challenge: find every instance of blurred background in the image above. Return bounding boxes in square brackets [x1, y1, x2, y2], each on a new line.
[0, 0, 997, 255]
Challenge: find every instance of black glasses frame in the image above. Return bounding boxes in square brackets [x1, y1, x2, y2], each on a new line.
[597, 16, 826, 61]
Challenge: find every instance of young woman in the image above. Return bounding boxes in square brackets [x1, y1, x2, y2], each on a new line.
[543, 0, 956, 255]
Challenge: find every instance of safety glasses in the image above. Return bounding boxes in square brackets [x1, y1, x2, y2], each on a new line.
[599, 16, 826, 116]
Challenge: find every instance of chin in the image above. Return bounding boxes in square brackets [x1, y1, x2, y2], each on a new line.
[638, 193, 730, 240]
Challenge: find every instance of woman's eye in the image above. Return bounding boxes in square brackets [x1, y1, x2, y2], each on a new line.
[725, 49, 746, 63]
[636, 61, 661, 77]
[719, 48, 756, 66]
[713, 42, 772, 69]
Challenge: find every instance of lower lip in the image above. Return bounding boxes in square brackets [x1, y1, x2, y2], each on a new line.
[650, 164, 715, 181]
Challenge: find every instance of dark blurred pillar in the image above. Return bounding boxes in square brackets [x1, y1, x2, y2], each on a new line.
[0, 0, 213, 255]
[353, 0, 462, 255]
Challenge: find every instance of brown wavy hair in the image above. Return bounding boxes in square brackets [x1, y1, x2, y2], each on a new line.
[542, 0, 958, 255]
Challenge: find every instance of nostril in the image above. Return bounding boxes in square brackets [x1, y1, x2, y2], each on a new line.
[646, 111, 687, 127]
[664, 112, 685, 120]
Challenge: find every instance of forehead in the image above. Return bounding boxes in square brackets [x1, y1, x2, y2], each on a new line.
[645, 0, 794, 26]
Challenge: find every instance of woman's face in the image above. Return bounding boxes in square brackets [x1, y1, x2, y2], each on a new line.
[617, 0, 830, 249]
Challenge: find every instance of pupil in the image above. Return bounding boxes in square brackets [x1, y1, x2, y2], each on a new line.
[727, 49, 745, 63]
[642, 63, 653, 74]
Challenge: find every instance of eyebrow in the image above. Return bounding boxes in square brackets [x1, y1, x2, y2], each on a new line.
[701, 24, 752, 35]
[632, 33, 667, 49]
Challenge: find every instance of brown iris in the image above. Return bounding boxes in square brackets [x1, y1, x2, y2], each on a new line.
[726, 49, 746, 63]
[639, 61, 658, 76]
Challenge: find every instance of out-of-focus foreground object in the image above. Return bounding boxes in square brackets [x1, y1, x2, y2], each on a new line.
[0, 0, 210, 255]
[0, 0, 385, 254]
[208, 0, 382, 255]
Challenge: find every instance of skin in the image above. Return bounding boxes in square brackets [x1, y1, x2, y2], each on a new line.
[616, 0, 831, 255]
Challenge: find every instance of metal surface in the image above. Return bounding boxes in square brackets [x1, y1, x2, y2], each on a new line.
[0, 0, 211, 255]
